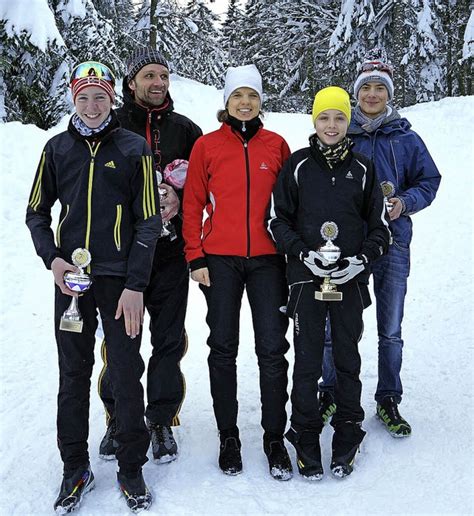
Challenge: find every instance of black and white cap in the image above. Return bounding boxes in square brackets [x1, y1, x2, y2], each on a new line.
[126, 48, 169, 81]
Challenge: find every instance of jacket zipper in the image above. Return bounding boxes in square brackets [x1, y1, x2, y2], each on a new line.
[243, 140, 251, 257]
[84, 140, 102, 273]
[114, 204, 122, 251]
[146, 112, 152, 147]
[56, 204, 70, 247]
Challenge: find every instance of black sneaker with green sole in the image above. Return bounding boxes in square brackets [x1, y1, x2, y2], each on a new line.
[376, 396, 412, 437]
[318, 390, 337, 424]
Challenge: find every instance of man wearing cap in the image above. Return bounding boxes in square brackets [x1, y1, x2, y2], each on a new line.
[98, 48, 202, 464]
[26, 61, 161, 512]
[319, 49, 441, 437]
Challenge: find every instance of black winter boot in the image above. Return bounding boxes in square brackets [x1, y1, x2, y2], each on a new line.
[285, 427, 323, 480]
[263, 433, 293, 481]
[218, 427, 242, 476]
[54, 464, 94, 514]
[330, 421, 366, 478]
[117, 469, 152, 513]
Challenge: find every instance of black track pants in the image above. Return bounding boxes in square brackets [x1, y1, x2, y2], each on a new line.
[288, 281, 365, 432]
[55, 276, 148, 473]
[200, 255, 290, 435]
[98, 255, 188, 426]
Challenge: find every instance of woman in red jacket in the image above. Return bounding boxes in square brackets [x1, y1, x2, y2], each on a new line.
[183, 65, 292, 481]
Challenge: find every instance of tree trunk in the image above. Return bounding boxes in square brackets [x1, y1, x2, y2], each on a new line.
[150, 0, 158, 48]
[392, 0, 409, 107]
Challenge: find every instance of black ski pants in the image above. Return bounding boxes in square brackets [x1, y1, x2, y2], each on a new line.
[99, 254, 188, 426]
[288, 281, 365, 433]
[54, 276, 148, 474]
[200, 255, 290, 436]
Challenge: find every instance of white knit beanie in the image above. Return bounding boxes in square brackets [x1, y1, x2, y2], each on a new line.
[223, 64, 263, 106]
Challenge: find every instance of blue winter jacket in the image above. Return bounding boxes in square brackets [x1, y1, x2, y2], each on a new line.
[348, 116, 441, 248]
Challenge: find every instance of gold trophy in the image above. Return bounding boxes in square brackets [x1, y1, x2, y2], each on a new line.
[60, 248, 93, 333]
[381, 181, 396, 212]
[315, 222, 342, 302]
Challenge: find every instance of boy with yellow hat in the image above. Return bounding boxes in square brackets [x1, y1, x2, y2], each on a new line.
[268, 86, 390, 479]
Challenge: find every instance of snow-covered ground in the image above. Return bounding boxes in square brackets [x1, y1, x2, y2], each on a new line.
[0, 77, 473, 515]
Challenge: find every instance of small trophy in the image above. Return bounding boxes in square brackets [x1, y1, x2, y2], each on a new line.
[60, 248, 93, 333]
[315, 222, 342, 302]
[381, 181, 396, 212]
[159, 186, 177, 241]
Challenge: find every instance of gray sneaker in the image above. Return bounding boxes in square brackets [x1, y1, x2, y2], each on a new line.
[148, 422, 178, 464]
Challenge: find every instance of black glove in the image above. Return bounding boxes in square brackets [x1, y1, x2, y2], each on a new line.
[300, 250, 337, 278]
[330, 255, 368, 285]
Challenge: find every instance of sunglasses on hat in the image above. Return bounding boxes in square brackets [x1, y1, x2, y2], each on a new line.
[71, 61, 116, 85]
[361, 61, 393, 77]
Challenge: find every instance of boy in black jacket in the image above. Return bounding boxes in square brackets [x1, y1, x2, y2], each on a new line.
[26, 61, 161, 513]
[268, 86, 390, 479]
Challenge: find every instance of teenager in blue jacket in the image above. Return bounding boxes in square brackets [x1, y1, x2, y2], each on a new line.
[319, 50, 441, 437]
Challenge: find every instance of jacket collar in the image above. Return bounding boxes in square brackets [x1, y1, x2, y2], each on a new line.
[220, 118, 263, 142]
[68, 109, 121, 142]
[348, 111, 411, 136]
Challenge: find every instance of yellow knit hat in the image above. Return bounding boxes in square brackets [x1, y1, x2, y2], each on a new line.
[312, 86, 351, 124]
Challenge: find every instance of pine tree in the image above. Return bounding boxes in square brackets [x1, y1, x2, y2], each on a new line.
[55, 0, 124, 76]
[328, 0, 382, 89]
[93, 0, 136, 64]
[264, 0, 339, 112]
[438, 0, 472, 96]
[403, 0, 445, 103]
[174, 0, 225, 87]
[237, 0, 339, 112]
[0, 4, 70, 128]
[133, 0, 182, 59]
[460, 1, 473, 93]
[221, 0, 245, 67]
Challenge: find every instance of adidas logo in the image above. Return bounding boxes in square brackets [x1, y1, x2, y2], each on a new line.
[345, 171, 353, 179]
[105, 161, 116, 169]
[259, 162, 269, 170]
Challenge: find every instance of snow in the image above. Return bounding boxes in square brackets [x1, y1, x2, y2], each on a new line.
[0, 0, 65, 49]
[0, 75, 473, 515]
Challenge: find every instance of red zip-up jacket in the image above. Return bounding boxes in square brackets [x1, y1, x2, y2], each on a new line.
[183, 122, 290, 268]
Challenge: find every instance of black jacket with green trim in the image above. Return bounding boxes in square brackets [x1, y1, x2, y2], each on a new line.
[25, 112, 162, 292]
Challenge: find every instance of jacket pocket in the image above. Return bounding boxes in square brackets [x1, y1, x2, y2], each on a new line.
[114, 204, 122, 251]
[392, 239, 410, 253]
[56, 204, 69, 247]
